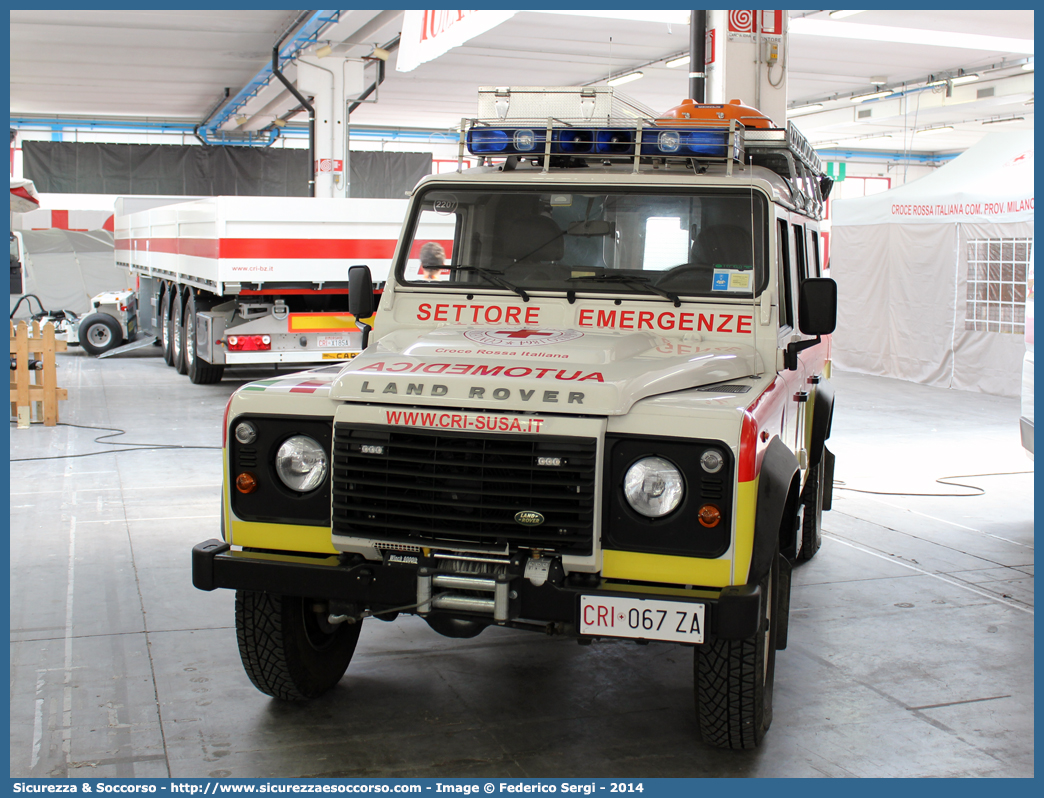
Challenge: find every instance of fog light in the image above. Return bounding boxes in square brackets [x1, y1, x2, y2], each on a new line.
[236, 472, 258, 494]
[697, 504, 721, 528]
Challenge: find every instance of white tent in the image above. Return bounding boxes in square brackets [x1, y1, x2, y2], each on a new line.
[830, 131, 1033, 398]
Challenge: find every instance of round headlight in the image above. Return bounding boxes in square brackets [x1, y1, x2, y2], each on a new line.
[623, 456, 684, 518]
[275, 435, 328, 492]
[234, 421, 257, 445]
[700, 449, 724, 473]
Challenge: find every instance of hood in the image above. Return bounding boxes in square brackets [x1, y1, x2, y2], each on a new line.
[330, 326, 761, 415]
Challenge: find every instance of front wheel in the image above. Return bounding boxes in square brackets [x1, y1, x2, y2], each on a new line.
[694, 550, 778, 749]
[235, 591, 363, 700]
[79, 313, 123, 356]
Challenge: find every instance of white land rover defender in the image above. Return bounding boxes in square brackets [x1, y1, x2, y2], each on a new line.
[193, 88, 838, 750]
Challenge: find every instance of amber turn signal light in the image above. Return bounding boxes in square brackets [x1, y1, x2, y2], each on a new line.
[236, 472, 258, 494]
[697, 504, 721, 528]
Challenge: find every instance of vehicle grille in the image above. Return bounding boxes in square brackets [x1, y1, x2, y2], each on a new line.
[332, 423, 597, 554]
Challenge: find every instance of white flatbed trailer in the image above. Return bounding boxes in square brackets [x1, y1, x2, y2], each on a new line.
[110, 196, 453, 382]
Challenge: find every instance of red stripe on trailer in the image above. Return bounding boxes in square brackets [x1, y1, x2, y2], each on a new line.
[239, 288, 351, 295]
[113, 238, 454, 260]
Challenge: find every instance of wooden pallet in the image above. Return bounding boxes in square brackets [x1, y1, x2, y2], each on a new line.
[10, 320, 68, 428]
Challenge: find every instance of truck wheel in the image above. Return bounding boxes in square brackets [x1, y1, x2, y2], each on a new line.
[235, 591, 362, 700]
[694, 548, 778, 749]
[172, 290, 188, 375]
[160, 286, 175, 366]
[797, 457, 825, 562]
[185, 294, 224, 384]
[79, 313, 123, 356]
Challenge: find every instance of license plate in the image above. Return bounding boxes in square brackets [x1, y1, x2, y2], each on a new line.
[579, 595, 705, 644]
[317, 335, 351, 348]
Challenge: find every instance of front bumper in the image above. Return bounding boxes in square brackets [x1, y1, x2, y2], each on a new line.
[192, 539, 761, 642]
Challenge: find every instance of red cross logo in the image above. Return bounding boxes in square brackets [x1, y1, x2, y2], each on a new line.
[497, 329, 553, 339]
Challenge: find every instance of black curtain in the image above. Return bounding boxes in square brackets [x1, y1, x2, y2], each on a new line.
[23, 141, 433, 199]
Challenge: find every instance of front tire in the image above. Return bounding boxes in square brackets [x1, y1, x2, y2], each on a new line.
[694, 550, 778, 749]
[235, 591, 362, 700]
[79, 313, 123, 356]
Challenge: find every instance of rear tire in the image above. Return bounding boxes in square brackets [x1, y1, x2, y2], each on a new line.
[235, 591, 362, 700]
[79, 313, 123, 356]
[172, 289, 188, 375]
[797, 457, 825, 562]
[185, 294, 224, 384]
[695, 548, 778, 749]
[160, 286, 174, 366]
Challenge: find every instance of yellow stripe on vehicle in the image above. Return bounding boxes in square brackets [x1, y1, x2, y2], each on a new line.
[731, 478, 758, 585]
[230, 519, 338, 554]
[602, 550, 732, 588]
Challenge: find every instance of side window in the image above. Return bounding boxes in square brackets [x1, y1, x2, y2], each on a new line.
[807, 228, 821, 277]
[777, 220, 793, 329]
[792, 222, 808, 282]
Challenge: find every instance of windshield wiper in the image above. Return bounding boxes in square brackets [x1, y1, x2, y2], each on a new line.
[446, 265, 529, 302]
[568, 273, 680, 307]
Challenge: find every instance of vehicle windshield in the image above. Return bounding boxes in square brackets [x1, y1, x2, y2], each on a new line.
[397, 187, 768, 298]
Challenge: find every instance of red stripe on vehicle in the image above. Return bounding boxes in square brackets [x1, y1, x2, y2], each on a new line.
[738, 378, 788, 482]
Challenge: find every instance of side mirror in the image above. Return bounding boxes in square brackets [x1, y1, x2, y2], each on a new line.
[348, 264, 374, 349]
[798, 277, 837, 336]
[784, 278, 837, 370]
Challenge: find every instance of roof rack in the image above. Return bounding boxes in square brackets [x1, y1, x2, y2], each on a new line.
[454, 87, 827, 219]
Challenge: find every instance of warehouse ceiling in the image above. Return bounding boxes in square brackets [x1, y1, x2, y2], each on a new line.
[9, 9, 1035, 157]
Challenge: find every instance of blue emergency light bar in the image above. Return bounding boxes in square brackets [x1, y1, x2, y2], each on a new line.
[467, 125, 735, 160]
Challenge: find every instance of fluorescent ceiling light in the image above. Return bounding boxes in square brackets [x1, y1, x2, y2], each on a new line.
[829, 10, 866, 19]
[982, 116, 1025, 125]
[665, 55, 690, 68]
[788, 104, 824, 116]
[790, 18, 1034, 54]
[816, 142, 840, 148]
[860, 134, 894, 143]
[537, 10, 690, 25]
[851, 90, 893, 102]
[916, 126, 954, 135]
[950, 74, 979, 85]
[607, 71, 644, 87]
[1023, 62, 1034, 70]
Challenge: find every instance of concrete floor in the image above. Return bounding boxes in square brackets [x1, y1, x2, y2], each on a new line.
[9, 347, 1034, 778]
